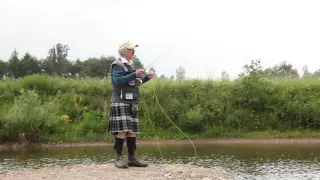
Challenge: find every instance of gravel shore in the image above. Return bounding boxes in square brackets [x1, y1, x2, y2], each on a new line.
[0, 163, 235, 180]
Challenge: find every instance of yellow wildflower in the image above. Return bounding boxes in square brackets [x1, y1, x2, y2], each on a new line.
[60, 114, 71, 123]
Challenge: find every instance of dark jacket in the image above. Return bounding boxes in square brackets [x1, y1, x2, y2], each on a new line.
[110, 58, 150, 104]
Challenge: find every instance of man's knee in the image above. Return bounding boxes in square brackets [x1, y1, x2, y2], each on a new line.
[116, 132, 127, 138]
[127, 132, 136, 137]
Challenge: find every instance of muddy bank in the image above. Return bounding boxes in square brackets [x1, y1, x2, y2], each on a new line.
[1, 137, 320, 150]
[0, 163, 235, 180]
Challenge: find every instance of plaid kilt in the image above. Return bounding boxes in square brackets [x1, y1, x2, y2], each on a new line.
[107, 102, 140, 135]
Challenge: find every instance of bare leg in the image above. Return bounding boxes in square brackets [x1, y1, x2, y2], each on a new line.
[126, 132, 136, 137]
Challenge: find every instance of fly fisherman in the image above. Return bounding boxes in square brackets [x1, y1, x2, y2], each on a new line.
[108, 41, 153, 168]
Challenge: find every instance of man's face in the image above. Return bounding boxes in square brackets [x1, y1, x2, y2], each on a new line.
[124, 49, 135, 60]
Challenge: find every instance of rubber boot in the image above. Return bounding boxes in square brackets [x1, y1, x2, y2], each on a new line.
[128, 154, 148, 167]
[114, 137, 128, 168]
[127, 137, 148, 167]
[115, 154, 128, 168]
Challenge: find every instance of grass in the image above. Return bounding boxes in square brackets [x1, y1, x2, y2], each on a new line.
[1, 71, 320, 144]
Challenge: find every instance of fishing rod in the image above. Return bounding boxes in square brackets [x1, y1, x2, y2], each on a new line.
[134, 48, 173, 86]
[145, 48, 173, 71]
[136, 47, 197, 161]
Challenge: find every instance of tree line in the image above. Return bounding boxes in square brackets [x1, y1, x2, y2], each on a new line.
[222, 60, 320, 81]
[0, 43, 145, 79]
[1, 43, 320, 81]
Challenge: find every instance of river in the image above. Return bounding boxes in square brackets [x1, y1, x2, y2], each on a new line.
[0, 141, 319, 180]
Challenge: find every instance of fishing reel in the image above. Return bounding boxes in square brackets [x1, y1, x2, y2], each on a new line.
[134, 70, 148, 87]
[134, 78, 143, 86]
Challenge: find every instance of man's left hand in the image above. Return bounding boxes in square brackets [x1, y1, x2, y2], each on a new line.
[147, 71, 154, 79]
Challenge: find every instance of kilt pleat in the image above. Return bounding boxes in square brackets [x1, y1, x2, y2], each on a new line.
[108, 102, 140, 135]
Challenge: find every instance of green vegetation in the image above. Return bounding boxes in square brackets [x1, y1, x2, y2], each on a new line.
[0, 43, 144, 79]
[1, 45, 320, 144]
[1, 59, 320, 144]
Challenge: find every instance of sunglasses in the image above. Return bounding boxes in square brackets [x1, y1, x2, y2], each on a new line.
[127, 48, 135, 55]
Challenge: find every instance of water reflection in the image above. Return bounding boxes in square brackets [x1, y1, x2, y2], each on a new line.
[0, 143, 319, 179]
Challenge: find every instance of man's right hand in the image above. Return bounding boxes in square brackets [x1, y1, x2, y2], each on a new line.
[135, 69, 145, 78]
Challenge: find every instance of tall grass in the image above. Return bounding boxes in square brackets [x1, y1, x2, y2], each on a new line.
[1, 69, 320, 143]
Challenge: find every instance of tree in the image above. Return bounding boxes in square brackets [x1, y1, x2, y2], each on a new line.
[241, 59, 263, 77]
[8, 49, 21, 78]
[132, 55, 144, 69]
[20, 52, 41, 76]
[45, 46, 57, 74]
[0, 60, 8, 76]
[263, 61, 299, 79]
[149, 67, 157, 78]
[176, 66, 186, 82]
[68, 58, 83, 76]
[44, 43, 70, 75]
[159, 74, 166, 80]
[312, 69, 320, 77]
[149, 67, 156, 73]
[81, 56, 115, 77]
[169, 75, 175, 81]
[101, 56, 116, 76]
[221, 71, 230, 81]
[302, 65, 311, 78]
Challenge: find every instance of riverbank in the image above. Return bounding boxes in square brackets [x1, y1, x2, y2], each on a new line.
[1, 137, 320, 150]
[0, 163, 235, 180]
[2, 74, 320, 145]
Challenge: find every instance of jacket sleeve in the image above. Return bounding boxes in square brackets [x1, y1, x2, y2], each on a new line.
[141, 75, 150, 83]
[112, 65, 137, 85]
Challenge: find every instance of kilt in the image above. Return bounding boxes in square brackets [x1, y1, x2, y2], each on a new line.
[107, 102, 140, 135]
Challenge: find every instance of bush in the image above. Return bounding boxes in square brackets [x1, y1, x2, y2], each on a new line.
[2, 89, 60, 142]
[1, 67, 320, 143]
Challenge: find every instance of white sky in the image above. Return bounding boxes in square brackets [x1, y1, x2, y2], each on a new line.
[1, 0, 320, 79]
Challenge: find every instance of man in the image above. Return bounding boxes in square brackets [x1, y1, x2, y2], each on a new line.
[108, 41, 153, 168]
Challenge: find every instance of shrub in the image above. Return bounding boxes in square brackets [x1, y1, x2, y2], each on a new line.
[1, 66, 320, 143]
[3, 89, 60, 142]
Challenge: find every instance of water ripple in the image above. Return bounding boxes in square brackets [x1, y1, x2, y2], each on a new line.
[0, 143, 319, 180]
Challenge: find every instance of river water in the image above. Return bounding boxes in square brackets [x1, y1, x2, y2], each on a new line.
[0, 142, 319, 180]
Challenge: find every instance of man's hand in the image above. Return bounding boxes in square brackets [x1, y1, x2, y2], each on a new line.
[147, 71, 154, 79]
[135, 69, 145, 78]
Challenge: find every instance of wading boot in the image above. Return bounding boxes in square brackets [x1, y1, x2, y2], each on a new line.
[128, 154, 148, 167]
[115, 154, 128, 168]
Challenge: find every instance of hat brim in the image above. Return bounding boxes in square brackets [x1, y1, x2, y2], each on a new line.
[127, 44, 138, 50]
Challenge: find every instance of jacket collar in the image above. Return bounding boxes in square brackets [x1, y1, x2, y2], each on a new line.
[120, 56, 133, 65]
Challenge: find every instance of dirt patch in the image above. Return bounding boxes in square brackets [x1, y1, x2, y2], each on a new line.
[0, 163, 236, 180]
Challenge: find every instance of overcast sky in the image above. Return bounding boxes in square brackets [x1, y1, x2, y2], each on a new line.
[1, 0, 320, 79]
